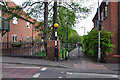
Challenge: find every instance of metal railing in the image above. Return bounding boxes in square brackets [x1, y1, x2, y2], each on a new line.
[2, 42, 46, 57]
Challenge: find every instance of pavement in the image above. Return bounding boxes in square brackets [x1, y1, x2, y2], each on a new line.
[1, 47, 120, 74]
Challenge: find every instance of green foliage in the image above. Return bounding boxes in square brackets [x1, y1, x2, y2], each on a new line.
[68, 46, 76, 53]
[82, 30, 114, 58]
[68, 29, 81, 44]
[57, 26, 81, 44]
[57, 7, 76, 28]
[35, 50, 46, 56]
[60, 47, 66, 60]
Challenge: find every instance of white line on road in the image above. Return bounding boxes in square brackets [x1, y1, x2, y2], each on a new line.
[59, 77, 62, 78]
[61, 72, 64, 73]
[41, 68, 47, 71]
[4, 67, 41, 69]
[67, 72, 118, 78]
[32, 73, 40, 78]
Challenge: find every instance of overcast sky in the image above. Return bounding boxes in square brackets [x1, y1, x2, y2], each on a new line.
[10, 0, 103, 36]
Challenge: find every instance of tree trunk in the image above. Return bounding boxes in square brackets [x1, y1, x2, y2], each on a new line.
[44, 1, 48, 53]
[51, 1, 57, 40]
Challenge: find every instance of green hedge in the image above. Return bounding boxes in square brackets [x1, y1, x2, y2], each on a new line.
[34, 50, 46, 56]
[82, 30, 114, 58]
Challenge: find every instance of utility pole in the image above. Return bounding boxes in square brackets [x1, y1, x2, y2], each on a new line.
[65, 22, 69, 60]
[97, 0, 101, 62]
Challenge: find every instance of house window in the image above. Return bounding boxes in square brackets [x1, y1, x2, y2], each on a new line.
[104, 6, 107, 18]
[34, 27, 35, 32]
[37, 29, 39, 33]
[101, 11, 103, 21]
[12, 35, 17, 42]
[27, 22, 30, 28]
[13, 17, 18, 24]
[26, 36, 30, 41]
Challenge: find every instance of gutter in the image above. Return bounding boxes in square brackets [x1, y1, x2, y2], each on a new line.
[118, 1, 120, 54]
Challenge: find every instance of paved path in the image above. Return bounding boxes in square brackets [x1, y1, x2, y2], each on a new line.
[69, 47, 107, 70]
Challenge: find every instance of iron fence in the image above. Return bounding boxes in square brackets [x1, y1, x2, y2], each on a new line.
[2, 42, 46, 57]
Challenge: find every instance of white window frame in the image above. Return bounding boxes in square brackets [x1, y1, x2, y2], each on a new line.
[104, 6, 107, 18]
[101, 11, 103, 21]
[27, 22, 30, 28]
[34, 27, 35, 32]
[26, 36, 30, 41]
[13, 17, 18, 24]
[12, 34, 17, 42]
[37, 29, 39, 33]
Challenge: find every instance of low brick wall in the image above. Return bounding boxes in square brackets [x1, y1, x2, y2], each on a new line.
[47, 40, 60, 61]
[106, 53, 120, 63]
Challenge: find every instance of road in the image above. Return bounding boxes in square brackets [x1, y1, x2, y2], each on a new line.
[2, 63, 119, 79]
[2, 47, 120, 79]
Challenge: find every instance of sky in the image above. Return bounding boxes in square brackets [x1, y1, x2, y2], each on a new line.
[10, 0, 103, 36]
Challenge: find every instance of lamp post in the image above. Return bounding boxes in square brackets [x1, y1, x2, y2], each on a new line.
[65, 22, 69, 60]
[79, 27, 86, 35]
[97, 0, 101, 62]
[54, 23, 59, 61]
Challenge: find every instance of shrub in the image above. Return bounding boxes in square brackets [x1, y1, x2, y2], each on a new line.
[82, 29, 114, 58]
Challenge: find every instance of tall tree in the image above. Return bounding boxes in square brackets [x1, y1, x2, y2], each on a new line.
[3, 0, 94, 41]
[51, 1, 57, 40]
[44, 1, 48, 50]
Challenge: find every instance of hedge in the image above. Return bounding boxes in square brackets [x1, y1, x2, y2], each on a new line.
[82, 29, 114, 58]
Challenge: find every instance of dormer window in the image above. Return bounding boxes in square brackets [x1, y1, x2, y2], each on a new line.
[13, 17, 18, 24]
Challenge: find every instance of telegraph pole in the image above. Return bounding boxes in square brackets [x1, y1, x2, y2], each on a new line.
[98, 0, 101, 62]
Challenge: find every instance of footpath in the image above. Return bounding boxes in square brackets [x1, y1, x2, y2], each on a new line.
[2, 47, 119, 74]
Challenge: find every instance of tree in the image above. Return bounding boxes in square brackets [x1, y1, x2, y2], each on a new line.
[51, 1, 57, 40]
[57, 26, 81, 44]
[3, 0, 94, 42]
[44, 1, 48, 51]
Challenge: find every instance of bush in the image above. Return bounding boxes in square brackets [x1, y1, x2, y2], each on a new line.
[35, 50, 46, 56]
[82, 30, 114, 58]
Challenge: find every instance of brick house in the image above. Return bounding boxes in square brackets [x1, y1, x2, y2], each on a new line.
[0, 0, 4, 42]
[1, 1, 41, 43]
[92, 1, 120, 62]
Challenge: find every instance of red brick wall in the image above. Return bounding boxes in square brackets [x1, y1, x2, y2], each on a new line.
[102, 3, 111, 32]
[93, 2, 119, 55]
[47, 40, 60, 61]
[110, 2, 118, 55]
[2, 13, 33, 42]
[1, 2, 41, 42]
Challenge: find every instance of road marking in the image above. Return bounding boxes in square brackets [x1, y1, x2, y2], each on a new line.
[59, 77, 62, 78]
[41, 68, 47, 71]
[67, 72, 118, 78]
[32, 73, 40, 78]
[67, 72, 73, 75]
[61, 72, 64, 73]
[4, 67, 41, 69]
